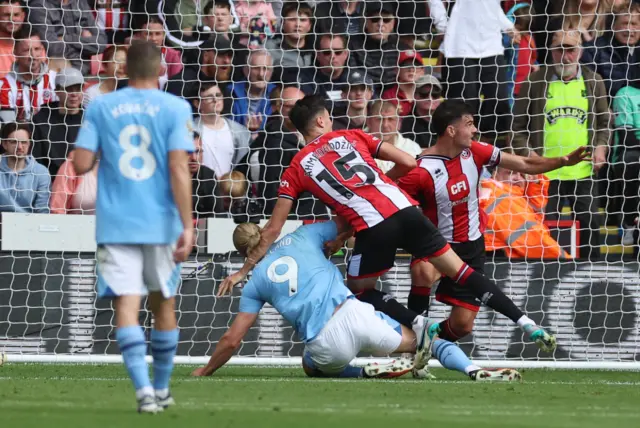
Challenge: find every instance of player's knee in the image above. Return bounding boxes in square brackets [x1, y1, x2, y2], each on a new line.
[411, 261, 441, 287]
[448, 314, 476, 338]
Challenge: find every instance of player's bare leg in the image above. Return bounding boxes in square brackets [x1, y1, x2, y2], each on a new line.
[148, 293, 178, 409]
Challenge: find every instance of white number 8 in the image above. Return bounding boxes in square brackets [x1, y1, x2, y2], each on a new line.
[267, 256, 298, 296]
[118, 124, 157, 181]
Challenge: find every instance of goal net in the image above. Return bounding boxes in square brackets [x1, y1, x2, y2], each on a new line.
[1, 0, 639, 369]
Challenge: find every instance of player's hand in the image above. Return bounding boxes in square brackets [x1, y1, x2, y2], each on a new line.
[564, 146, 592, 167]
[191, 366, 210, 377]
[217, 271, 246, 296]
[174, 228, 195, 262]
[323, 239, 344, 257]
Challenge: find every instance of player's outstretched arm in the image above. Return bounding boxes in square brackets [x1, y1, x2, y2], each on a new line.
[498, 147, 591, 175]
[377, 142, 418, 180]
[72, 148, 97, 176]
[169, 150, 194, 262]
[191, 312, 259, 376]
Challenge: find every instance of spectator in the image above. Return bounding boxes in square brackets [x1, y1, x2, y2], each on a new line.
[581, 3, 640, 99]
[193, 81, 251, 177]
[234, 0, 276, 48]
[396, 0, 431, 49]
[0, 122, 50, 213]
[202, 0, 241, 41]
[611, 73, 640, 245]
[165, 36, 233, 113]
[83, 45, 128, 107]
[49, 150, 97, 214]
[91, 0, 129, 44]
[315, 0, 364, 37]
[32, 67, 85, 178]
[230, 49, 277, 133]
[400, 74, 442, 148]
[366, 99, 421, 173]
[191, 131, 223, 217]
[219, 170, 249, 214]
[503, 3, 539, 104]
[332, 69, 374, 131]
[350, 1, 409, 91]
[511, 29, 610, 260]
[0, 27, 56, 123]
[299, 33, 350, 101]
[430, 0, 518, 138]
[133, 15, 183, 89]
[265, 2, 314, 84]
[381, 49, 425, 116]
[562, 0, 610, 44]
[29, 0, 107, 75]
[0, 0, 26, 78]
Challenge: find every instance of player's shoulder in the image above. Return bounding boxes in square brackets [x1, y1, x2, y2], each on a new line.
[470, 140, 496, 152]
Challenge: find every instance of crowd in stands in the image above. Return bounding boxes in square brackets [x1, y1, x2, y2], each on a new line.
[0, 0, 638, 259]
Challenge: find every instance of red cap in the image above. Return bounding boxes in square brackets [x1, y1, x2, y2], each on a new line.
[398, 50, 424, 66]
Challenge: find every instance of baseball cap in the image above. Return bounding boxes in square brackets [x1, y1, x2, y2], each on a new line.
[55, 67, 84, 88]
[346, 69, 373, 87]
[398, 50, 424, 66]
[415, 74, 442, 91]
[364, 1, 395, 17]
[200, 35, 233, 53]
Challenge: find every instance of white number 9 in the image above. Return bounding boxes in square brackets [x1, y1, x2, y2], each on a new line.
[267, 256, 298, 296]
[118, 124, 157, 181]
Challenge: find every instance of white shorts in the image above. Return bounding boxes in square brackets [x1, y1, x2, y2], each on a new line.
[96, 244, 181, 299]
[304, 298, 402, 374]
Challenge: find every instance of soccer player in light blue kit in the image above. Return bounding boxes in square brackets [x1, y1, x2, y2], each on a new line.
[192, 221, 521, 382]
[73, 40, 195, 413]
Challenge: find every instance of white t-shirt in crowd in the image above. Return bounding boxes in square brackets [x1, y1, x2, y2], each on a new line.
[201, 119, 235, 178]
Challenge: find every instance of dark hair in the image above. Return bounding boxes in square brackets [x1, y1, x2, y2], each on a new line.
[430, 99, 475, 136]
[513, 5, 532, 32]
[0, 121, 32, 154]
[289, 94, 328, 135]
[135, 14, 163, 31]
[127, 40, 162, 80]
[316, 33, 347, 50]
[204, 0, 231, 14]
[0, 0, 26, 8]
[102, 44, 128, 63]
[13, 23, 41, 50]
[282, 2, 313, 19]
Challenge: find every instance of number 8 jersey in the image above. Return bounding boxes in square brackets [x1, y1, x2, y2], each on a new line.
[75, 87, 195, 245]
[278, 130, 417, 232]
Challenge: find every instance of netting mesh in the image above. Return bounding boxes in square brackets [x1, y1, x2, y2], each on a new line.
[0, 0, 639, 365]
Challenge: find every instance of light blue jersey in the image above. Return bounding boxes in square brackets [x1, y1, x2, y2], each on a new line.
[75, 87, 194, 244]
[239, 222, 353, 342]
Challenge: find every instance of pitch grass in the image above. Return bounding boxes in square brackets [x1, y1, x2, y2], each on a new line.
[1, 365, 639, 428]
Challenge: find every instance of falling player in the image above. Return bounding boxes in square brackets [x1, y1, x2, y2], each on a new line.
[219, 95, 568, 371]
[195, 221, 521, 382]
[397, 99, 589, 346]
[73, 40, 195, 413]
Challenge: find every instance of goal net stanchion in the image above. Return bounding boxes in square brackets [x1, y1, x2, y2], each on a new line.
[1, 1, 640, 370]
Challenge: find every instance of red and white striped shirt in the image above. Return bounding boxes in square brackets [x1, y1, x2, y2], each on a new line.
[92, 0, 129, 32]
[398, 141, 501, 243]
[0, 69, 57, 122]
[278, 129, 417, 232]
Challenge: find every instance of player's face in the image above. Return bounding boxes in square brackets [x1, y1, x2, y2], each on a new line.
[0, 2, 25, 36]
[2, 129, 30, 158]
[189, 137, 203, 174]
[140, 23, 165, 47]
[15, 36, 45, 74]
[452, 114, 477, 148]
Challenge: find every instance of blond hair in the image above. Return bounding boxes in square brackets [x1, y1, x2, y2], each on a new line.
[233, 222, 262, 257]
[219, 171, 248, 198]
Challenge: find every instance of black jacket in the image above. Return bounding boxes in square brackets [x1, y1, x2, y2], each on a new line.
[349, 35, 409, 92]
[193, 165, 222, 218]
[401, 112, 436, 149]
[165, 66, 232, 115]
[31, 102, 83, 177]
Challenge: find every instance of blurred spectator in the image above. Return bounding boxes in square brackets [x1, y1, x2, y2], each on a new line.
[193, 81, 251, 177]
[611, 73, 640, 245]
[90, 0, 129, 44]
[381, 49, 425, 116]
[562, 0, 610, 44]
[581, 3, 640, 99]
[133, 15, 183, 89]
[400, 74, 442, 148]
[0, 0, 26, 78]
[202, 0, 241, 41]
[0, 27, 56, 123]
[165, 36, 233, 113]
[265, 2, 314, 84]
[190, 131, 224, 217]
[299, 33, 350, 100]
[0, 122, 50, 213]
[29, 0, 107, 75]
[396, 0, 430, 48]
[230, 49, 276, 133]
[350, 1, 409, 91]
[332, 69, 374, 130]
[83, 45, 128, 107]
[366, 99, 421, 173]
[511, 29, 610, 260]
[32, 67, 85, 178]
[315, 0, 364, 37]
[50, 149, 97, 214]
[503, 3, 539, 105]
[219, 170, 249, 213]
[234, 0, 276, 48]
[431, 0, 517, 138]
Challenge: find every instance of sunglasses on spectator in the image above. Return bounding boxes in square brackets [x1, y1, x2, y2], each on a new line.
[416, 88, 442, 99]
[367, 16, 394, 24]
[319, 49, 346, 56]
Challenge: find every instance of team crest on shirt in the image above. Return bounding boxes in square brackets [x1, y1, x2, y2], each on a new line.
[280, 180, 290, 188]
[461, 149, 471, 159]
[43, 89, 51, 100]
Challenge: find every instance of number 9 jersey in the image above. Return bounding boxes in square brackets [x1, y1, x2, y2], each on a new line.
[278, 129, 417, 232]
[75, 88, 195, 245]
[239, 221, 353, 343]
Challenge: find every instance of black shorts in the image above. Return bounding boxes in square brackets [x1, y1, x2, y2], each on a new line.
[431, 237, 486, 312]
[347, 207, 450, 279]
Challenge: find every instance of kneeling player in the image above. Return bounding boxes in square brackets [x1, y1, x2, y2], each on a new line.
[192, 221, 520, 382]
